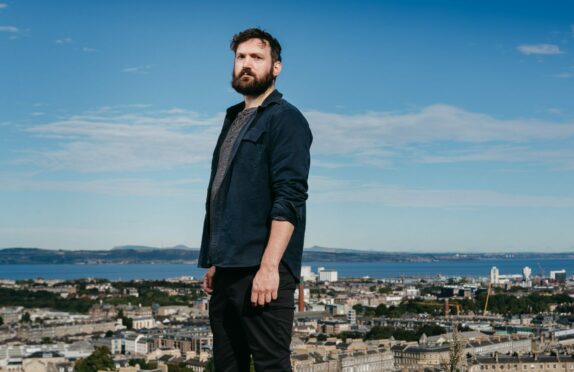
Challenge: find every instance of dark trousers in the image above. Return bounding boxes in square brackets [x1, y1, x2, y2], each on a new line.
[209, 262, 296, 372]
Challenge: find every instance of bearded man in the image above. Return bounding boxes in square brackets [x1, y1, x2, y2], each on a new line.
[198, 28, 312, 371]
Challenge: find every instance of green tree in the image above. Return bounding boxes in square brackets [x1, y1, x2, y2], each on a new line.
[375, 304, 388, 317]
[21, 312, 31, 323]
[365, 326, 394, 340]
[0, 287, 94, 314]
[0, 316, 3, 326]
[115, 309, 133, 330]
[417, 324, 446, 338]
[364, 306, 377, 317]
[204, 357, 215, 372]
[378, 286, 393, 294]
[123, 317, 133, 330]
[316, 333, 328, 341]
[75, 346, 115, 372]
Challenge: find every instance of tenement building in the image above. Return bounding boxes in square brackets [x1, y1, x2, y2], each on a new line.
[393, 334, 533, 370]
[467, 354, 574, 371]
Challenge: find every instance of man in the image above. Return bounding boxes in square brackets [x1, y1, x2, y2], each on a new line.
[198, 28, 312, 371]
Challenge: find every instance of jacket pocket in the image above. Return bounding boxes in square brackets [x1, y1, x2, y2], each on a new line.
[242, 126, 266, 143]
[238, 127, 267, 172]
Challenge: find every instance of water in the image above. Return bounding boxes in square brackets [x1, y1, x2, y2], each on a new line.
[0, 258, 572, 281]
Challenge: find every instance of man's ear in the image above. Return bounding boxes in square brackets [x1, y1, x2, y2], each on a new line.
[273, 61, 282, 78]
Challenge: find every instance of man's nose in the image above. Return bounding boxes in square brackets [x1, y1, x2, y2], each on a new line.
[242, 56, 255, 69]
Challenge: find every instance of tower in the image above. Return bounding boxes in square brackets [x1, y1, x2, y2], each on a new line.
[490, 266, 499, 285]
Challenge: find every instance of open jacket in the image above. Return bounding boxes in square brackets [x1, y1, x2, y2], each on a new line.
[198, 90, 312, 282]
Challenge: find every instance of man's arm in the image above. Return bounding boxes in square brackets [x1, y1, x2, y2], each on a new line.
[251, 220, 294, 306]
[202, 266, 216, 295]
[250, 108, 312, 306]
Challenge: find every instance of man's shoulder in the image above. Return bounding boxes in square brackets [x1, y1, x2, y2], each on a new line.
[269, 98, 307, 123]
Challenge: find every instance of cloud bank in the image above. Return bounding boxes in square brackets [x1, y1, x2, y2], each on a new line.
[19, 104, 574, 172]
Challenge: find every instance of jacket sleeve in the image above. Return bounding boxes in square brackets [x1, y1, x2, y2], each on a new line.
[268, 108, 313, 226]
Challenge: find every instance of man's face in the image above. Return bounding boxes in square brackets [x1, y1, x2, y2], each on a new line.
[231, 38, 281, 97]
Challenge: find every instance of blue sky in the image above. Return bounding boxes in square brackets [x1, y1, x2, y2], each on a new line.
[1, 0, 574, 252]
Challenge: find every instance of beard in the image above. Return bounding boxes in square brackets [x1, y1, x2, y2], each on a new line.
[231, 66, 275, 96]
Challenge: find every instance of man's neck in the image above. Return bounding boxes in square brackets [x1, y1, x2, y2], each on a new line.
[243, 85, 275, 110]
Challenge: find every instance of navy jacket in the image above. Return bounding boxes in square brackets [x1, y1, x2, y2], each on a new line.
[198, 90, 312, 282]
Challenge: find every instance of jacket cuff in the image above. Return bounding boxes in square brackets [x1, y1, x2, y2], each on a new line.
[270, 202, 297, 226]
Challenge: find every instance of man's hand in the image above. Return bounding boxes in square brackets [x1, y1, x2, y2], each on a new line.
[251, 265, 279, 306]
[202, 266, 216, 295]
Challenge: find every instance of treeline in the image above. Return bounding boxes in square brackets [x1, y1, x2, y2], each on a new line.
[0, 279, 204, 315]
[353, 301, 444, 318]
[333, 323, 446, 342]
[106, 280, 203, 307]
[0, 288, 95, 314]
[352, 293, 573, 319]
[458, 293, 573, 315]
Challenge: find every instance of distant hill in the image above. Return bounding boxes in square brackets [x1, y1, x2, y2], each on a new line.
[0, 246, 572, 264]
[111, 245, 193, 251]
[305, 245, 370, 253]
[0, 246, 199, 264]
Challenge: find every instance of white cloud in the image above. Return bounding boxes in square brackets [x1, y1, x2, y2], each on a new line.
[310, 176, 574, 208]
[551, 72, 574, 78]
[123, 65, 152, 74]
[307, 105, 574, 168]
[0, 3, 7, 9]
[419, 146, 574, 170]
[0, 25, 19, 33]
[546, 108, 562, 115]
[517, 44, 564, 55]
[82, 47, 97, 53]
[17, 104, 574, 172]
[55, 37, 73, 44]
[21, 107, 223, 172]
[0, 176, 205, 198]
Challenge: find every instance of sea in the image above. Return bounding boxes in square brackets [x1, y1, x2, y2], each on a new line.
[1, 258, 573, 281]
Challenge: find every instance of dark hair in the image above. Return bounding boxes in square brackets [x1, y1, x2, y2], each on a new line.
[230, 28, 282, 63]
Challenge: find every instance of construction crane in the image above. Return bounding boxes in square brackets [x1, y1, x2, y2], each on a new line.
[449, 303, 462, 316]
[537, 262, 545, 278]
[483, 281, 492, 316]
[443, 298, 462, 317]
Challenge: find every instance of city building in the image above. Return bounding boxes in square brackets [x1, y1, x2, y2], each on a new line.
[490, 266, 500, 285]
[467, 354, 574, 371]
[132, 316, 155, 330]
[522, 266, 532, 281]
[550, 269, 567, 281]
[300, 266, 318, 282]
[318, 268, 338, 283]
[347, 309, 356, 325]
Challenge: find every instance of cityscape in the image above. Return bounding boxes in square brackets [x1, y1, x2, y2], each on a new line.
[1, 260, 573, 371]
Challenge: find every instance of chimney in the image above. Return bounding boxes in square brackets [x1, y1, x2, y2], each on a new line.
[298, 283, 305, 312]
[444, 298, 449, 318]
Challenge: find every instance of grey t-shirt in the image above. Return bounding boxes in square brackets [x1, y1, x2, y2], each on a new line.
[210, 107, 258, 204]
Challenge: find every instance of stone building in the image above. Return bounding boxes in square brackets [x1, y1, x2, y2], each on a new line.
[291, 339, 394, 372]
[467, 354, 574, 371]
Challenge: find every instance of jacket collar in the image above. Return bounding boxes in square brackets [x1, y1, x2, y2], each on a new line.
[226, 89, 283, 117]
